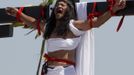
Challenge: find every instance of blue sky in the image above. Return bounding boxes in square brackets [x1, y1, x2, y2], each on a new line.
[0, 0, 134, 75]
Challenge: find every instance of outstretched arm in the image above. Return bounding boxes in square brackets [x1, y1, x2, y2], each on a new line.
[6, 7, 45, 32]
[73, 0, 126, 31]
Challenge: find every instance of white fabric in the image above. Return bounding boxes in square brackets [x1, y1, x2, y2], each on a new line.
[69, 20, 86, 36]
[45, 20, 86, 53]
[76, 2, 87, 20]
[43, 1, 95, 75]
[76, 2, 95, 75]
[47, 66, 76, 75]
[46, 37, 80, 52]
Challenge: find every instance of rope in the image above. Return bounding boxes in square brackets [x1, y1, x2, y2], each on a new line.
[87, 0, 125, 32]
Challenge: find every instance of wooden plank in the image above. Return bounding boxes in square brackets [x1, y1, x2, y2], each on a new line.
[0, 0, 133, 38]
[87, 0, 134, 16]
[0, 23, 13, 38]
[0, 6, 42, 23]
[0, 0, 134, 23]
[0, 6, 42, 38]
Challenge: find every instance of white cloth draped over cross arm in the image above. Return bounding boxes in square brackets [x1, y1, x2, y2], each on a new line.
[75, 2, 95, 75]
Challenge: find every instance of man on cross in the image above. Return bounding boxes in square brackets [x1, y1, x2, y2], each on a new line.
[6, 0, 126, 75]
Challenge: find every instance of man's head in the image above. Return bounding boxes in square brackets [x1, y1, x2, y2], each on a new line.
[44, 0, 76, 39]
[54, 0, 75, 20]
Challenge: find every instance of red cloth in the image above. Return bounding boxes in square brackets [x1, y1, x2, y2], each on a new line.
[37, 6, 45, 35]
[44, 54, 75, 65]
[87, 0, 125, 32]
[16, 7, 24, 22]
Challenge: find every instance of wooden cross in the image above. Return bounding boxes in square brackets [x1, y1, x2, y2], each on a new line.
[0, 0, 134, 38]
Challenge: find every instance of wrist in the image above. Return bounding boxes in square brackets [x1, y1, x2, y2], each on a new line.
[108, 6, 118, 16]
[112, 7, 118, 13]
[16, 7, 24, 22]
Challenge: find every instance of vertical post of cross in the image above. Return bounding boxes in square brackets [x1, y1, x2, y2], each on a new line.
[0, 23, 13, 38]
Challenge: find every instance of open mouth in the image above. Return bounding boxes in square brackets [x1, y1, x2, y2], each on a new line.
[56, 8, 63, 14]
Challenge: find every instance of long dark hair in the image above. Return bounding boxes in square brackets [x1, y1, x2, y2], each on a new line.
[44, 0, 76, 39]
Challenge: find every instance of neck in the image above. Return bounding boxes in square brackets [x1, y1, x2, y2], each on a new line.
[56, 20, 62, 27]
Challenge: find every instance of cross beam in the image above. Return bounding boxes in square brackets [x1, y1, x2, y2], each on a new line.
[0, 0, 134, 38]
[87, 0, 134, 16]
[0, 23, 13, 38]
[0, 0, 133, 23]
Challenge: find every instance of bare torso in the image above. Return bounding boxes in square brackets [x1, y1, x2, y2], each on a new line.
[47, 30, 77, 66]
[47, 50, 75, 66]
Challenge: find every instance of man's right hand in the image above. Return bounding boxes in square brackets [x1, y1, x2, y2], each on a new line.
[5, 7, 18, 17]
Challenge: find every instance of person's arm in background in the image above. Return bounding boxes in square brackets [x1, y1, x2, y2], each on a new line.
[73, 0, 126, 31]
[5, 7, 45, 32]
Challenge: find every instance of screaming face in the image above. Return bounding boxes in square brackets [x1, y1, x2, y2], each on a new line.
[54, 1, 68, 20]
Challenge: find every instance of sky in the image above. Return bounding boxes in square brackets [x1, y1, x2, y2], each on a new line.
[0, 0, 134, 75]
